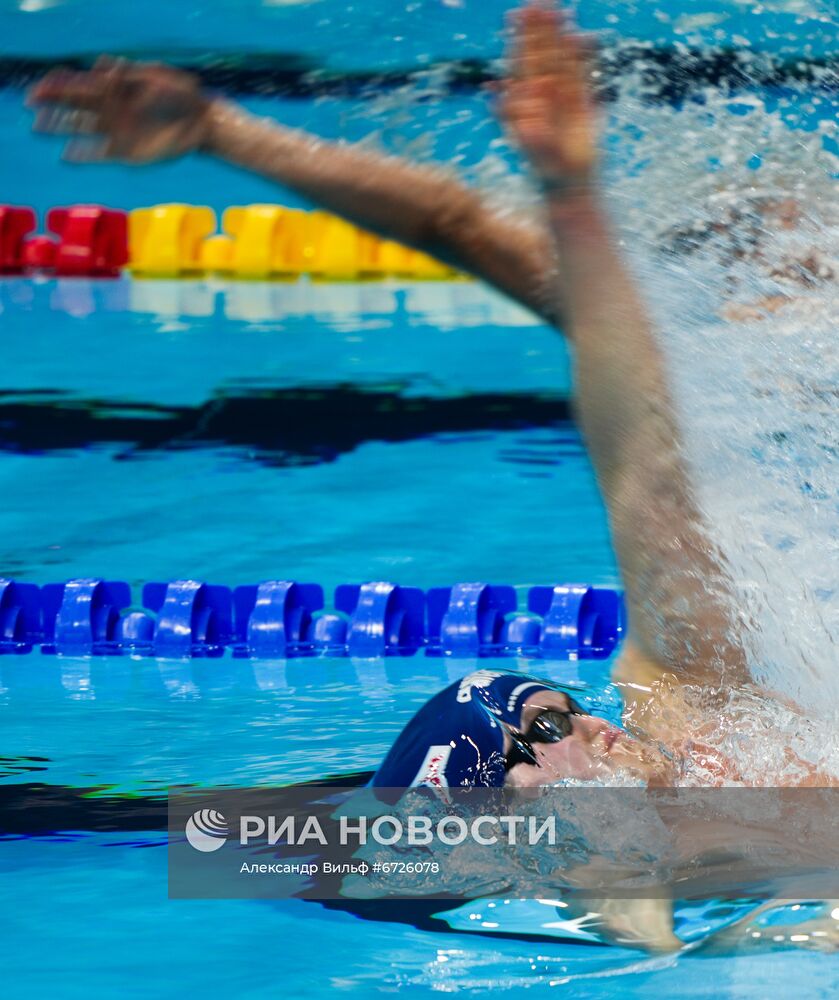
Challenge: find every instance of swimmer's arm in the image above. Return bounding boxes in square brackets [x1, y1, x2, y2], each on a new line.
[502, 2, 748, 684]
[28, 60, 561, 326]
[202, 101, 561, 323]
[548, 194, 747, 681]
[560, 886, 683, 953]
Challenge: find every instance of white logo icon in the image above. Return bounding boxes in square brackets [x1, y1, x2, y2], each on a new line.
[185, 809, 228, 852]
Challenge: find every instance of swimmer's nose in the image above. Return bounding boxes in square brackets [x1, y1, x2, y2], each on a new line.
[571, 713, 611, 745]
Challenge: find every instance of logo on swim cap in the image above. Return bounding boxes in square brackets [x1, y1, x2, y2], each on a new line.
[456, 670, 504, 704]
[185, 809, 228, 852]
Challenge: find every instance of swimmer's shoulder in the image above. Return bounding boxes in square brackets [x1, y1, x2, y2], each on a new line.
[612, 638, 668, 694]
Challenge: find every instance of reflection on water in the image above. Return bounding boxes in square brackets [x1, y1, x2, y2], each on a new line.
[0, 386, 575, 466]
[0, 276, 540, 328]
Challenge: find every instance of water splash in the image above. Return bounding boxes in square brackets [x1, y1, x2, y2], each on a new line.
[601, 67, 838, 715]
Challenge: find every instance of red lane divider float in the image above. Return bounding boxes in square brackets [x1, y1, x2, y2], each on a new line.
[27, 206, 128, 276]
[0, 205, 37, 273]
[2, 204, 127, 276]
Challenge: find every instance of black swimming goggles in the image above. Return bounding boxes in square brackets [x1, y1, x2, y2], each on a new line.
[503, 696, 587, 771]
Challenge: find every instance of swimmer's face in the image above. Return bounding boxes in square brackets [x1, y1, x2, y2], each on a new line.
[503, 690, 674, 786]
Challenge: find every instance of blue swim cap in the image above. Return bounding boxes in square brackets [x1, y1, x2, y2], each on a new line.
[372, 671, 560, 789]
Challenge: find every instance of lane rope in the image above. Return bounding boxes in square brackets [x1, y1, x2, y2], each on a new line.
[0, 578, 624, 659]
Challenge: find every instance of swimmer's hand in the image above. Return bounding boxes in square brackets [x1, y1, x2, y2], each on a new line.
[500, 1, 598, 192]
[27, 58, 212, 164]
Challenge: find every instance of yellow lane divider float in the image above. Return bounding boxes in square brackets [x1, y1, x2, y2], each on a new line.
[128, 203, 463, 281]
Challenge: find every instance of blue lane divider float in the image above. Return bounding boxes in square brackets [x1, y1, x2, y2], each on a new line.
[0, 578, 625, 660]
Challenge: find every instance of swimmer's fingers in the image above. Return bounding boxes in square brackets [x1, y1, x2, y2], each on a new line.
[502, 71, 598, 182]
[32, 58, 217, 164]
[29, 67, 121, 161]
[500, 77, 557, 144]
[507, 3, 564, 82]
[508, 2, 592, 83]
[521, 6, 564, 78]
[62, 137, 115, 164]
[503, 75, 566, 129]
[500, 79, 568, 180]
[32, 105, 103, 136]
[62, 129, 158, 165]
[29, 58, 132, 147]
[27, 56, 147, 134]
[27, 67, 113, 113]
[506, 2, 595, 125]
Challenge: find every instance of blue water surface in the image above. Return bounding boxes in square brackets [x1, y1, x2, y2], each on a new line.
[1, 0, 836, 62]
[2, 1, 838, 995]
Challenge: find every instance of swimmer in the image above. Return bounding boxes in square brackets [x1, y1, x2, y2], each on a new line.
[372, 669, 677, 789]
[369, 668, 839, 953]
[27, 3, 836, 785]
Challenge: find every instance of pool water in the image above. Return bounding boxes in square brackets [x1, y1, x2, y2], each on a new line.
[4, 656, 839, 998]
[2, 0, 839, 996]
[1, 85, 631, 996]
